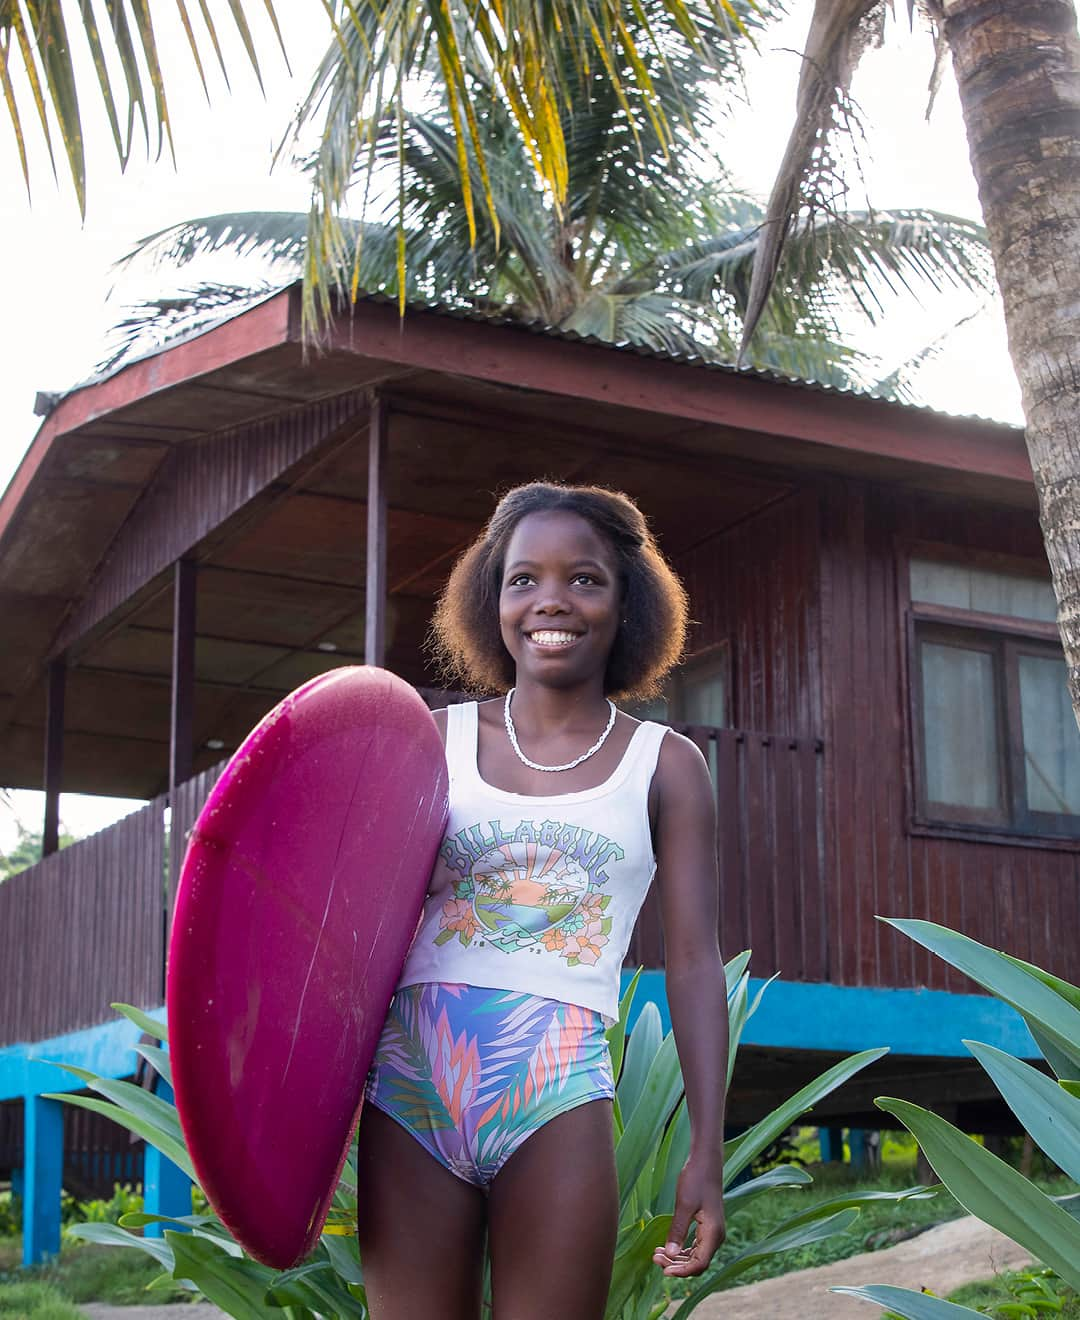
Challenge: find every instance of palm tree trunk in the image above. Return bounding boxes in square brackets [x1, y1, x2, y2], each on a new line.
[941, 0, 1080, 719]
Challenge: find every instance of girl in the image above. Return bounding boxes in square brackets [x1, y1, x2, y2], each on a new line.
[357, 482, 727, 1320]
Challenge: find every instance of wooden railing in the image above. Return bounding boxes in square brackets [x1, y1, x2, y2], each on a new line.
[628, 726, 826, 984]
[0, 795, 168, 1047]
[0, 722, 825, 1049]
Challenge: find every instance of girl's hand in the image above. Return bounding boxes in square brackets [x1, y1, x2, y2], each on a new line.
[651, 1157, 725, 1277]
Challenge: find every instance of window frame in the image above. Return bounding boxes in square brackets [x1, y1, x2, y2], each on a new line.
[629, 641, 732, 728]
[906, 582, 1080, 842]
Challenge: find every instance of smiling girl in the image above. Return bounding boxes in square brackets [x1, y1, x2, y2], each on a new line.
[356, 482, 728, 1320]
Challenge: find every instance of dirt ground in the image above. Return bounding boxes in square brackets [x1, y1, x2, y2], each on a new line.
[76, 1215, 1031, 1319]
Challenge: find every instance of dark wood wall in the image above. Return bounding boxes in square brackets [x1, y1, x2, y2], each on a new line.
[676, 489, 822, 738]
[677, 476, 1079, 992]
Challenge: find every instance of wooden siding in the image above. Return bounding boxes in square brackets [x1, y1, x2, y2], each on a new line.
[57, 391, 369, 652]
[820, 479, 1080, 990]
[0, 798, 166, 1047]
[629, 726, 825, 981]
[170, 761, 227, 916]
[676, 490, 822, 737]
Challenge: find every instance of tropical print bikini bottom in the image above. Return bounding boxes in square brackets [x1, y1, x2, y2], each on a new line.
[364, 981, 614, 1188]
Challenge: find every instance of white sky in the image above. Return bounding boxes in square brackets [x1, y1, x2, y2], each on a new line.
[0, 1, 1028, 849]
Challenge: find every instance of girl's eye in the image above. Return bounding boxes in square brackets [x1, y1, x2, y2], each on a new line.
[507, 573, 533, 588]
[572, 573, 597, 586]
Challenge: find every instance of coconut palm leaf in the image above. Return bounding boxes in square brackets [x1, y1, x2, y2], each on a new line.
[1, 1, 286, 218]
[738, 0, 888, 358]
[290, 0, 755, 331]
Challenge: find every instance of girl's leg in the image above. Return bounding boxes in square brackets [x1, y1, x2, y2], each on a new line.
[356, 1105, 487, 1320]
[487, 1099, 618, 1320]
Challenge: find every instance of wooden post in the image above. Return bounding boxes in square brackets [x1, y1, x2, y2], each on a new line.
[169, 559, 196, 800]
[42, 659, 65, 856]
[365, 397, 388, 668]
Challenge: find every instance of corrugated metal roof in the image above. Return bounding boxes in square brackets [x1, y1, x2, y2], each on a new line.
[40, 283, 1023, 435]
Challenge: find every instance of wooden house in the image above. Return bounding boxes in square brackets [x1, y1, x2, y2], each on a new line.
[1, 289, 1075, 1263]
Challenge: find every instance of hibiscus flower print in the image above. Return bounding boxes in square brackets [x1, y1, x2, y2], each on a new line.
[440, 897, 480, 945]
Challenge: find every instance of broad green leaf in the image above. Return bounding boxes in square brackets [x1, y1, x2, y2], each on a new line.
[723, 1048, 888, 1185]
[67, 1221, 175, 1270]
[1063, 1081, 1080, 1099]
[165, 1231, 274, 1318]
[42, 1060, 99, 1085]
[724, 1162, 813, 1207]
[605, 1214, 672, 1318]
[832, 1284, 982, 1317]
[670, 1208, 861, 1317]
[134, 1043, 173, 1087]
[876, 1096, 1080, 1290]
[618, 1000, 664, 1121]
[652, 1097, 690, 1214]
[265, 1261, 368, 1316]
[615, 1030, 684, 1216]
[113, 1002, 168, 1041]
[723, 950, 751, 990]
[773, 1185, 934, 1233]
[318, 1231, 365, 1286]
[47, 1093, 195, 1182]
[882, 919, 1080, 1076]
[608, 968, 641, 1085]
[965, 1039, 1080, 1183]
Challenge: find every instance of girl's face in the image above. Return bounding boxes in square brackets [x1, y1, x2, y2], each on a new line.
[499, 510, 621, 691]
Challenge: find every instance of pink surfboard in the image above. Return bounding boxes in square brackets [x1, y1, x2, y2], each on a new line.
[167, 667, 448, 1268]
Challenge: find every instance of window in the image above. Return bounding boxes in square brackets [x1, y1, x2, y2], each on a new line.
[626, 644, 729, 729]
[910, 557, 1080, 838]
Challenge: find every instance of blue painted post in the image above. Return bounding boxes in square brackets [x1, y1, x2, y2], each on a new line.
[821, 1126, 845, 1163]
[22, 1094, 64, 1266]
[848, 1128, 868, 1170]
[10, 1167, 23, 1198]
[143, 1081, 190, 1236]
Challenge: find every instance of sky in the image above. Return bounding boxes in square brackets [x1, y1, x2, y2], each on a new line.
[0, 1, 1028, 850]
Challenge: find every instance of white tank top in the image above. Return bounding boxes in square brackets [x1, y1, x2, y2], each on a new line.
[397, 701, 668, 1023]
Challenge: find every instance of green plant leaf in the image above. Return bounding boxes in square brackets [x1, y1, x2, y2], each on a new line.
[112, 1002, 168, 1041]
[964, 1040, 1080, 1183]
[165, 1231, 275, 1318]
[723, 1048, 888, 1185]
[670, 1207, 862, 1317]
[609, 968, 642, 1087]
[832, 1284, 983, 1317]
[724, 1162, 813, 1207]
[66, 1221, 175, 1271]
[47, 1093, 195, 1182]
[134, 1043, 173, 1087]
[265, 1261, 368, 1316]
[881, 920, 1080, 1077]
[318, 1231, 365, 1286]
[619, 999, 664, 1122]
[605, 1214, 672, 1318]
[875, 1096, 1080, 1291]
[615, 1030, 684, 1217]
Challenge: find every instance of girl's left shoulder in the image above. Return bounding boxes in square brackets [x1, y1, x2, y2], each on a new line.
[651, 726, 713, 799]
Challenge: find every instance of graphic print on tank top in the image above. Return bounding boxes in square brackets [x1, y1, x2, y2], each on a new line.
[435, 819, 626, 966]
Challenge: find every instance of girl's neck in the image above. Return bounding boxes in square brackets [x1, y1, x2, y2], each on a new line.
[507, 679, 611, 735]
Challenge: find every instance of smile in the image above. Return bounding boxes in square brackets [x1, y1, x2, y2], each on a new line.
[527, 630, 581, 648]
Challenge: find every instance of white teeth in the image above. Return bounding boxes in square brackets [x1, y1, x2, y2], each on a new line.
[530, 630, 578, 647]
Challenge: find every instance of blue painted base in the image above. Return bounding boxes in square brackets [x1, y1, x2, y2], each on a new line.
[623, 972, 1037, 1058]
[821, 1126, 845, 1163]
[11, 1167, 23, 1198]
[143, 1082, 190, 1236]
[23, 1095, 63, 1267]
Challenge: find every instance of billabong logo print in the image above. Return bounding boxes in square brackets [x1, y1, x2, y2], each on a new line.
[435, 819, 624, 966]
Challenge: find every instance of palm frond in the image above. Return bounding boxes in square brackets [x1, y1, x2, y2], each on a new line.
[97, 281, 284, 374]
[739, 0, 887, 360]
[116, 211, 314, 274]
[291, 0, 755, 335]
[1, 1, 286, 218]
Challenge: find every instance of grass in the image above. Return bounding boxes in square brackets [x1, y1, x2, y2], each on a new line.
[0, 1280, 85, 1318]
[0, 1238, 190, 1307]
[949, 1268, 1080, 1317]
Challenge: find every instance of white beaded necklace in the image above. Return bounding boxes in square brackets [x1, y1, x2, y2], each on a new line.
[503, 688, 618, 772]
